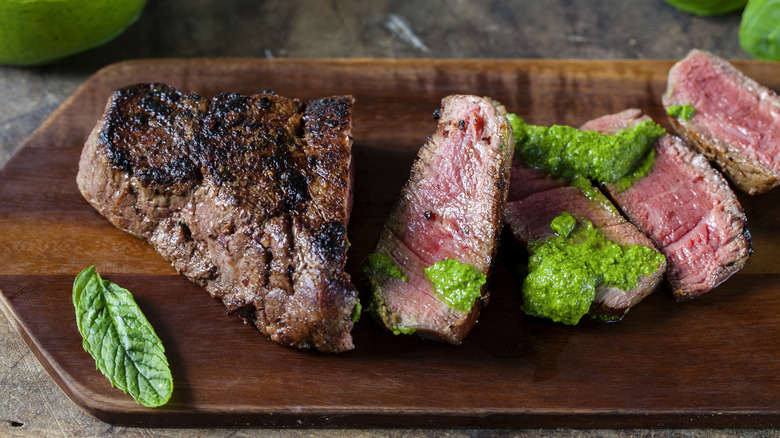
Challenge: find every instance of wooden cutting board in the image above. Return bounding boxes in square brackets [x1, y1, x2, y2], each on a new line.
[1, 58, 779, 428]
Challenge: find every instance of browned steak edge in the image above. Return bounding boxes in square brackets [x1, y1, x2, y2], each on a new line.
[77, 84, 358, 353]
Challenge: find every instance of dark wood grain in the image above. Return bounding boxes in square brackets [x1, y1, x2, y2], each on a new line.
[0, 58, 779, 428]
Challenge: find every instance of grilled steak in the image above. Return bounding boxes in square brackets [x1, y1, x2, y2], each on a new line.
[77, 83, 359, 353]
[365, 95, 513, 343]
[663, 49, 780, 195]
[581, 109, 752, 299]
[504, 158, 665, 320]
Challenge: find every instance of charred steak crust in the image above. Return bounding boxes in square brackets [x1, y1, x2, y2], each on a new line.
[78, 83, 358, 353]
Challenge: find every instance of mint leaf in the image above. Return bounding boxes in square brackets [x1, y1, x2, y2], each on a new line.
[73, 266, 173, 408]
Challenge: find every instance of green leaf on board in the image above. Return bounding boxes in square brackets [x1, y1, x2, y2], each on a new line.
[73, 266, 173, 408]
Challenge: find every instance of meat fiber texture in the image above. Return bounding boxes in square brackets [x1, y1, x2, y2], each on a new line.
[77, 83, 359, 353]
[366, 95, 513, 344]
[504, 160, 666, 320]
[664, 49, 780, 195]
[581, 109, 752, 300]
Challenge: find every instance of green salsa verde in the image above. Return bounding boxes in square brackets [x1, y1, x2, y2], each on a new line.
[506, 113, 664, 187]
[363, 253, 408, 282]
[522, 212, 665, 325]
[363, 253, 417, 335]
[613, 148, 657, 191]
[350, 300, 362, 323]
[667, 103, 696, 121]
[569, 174, 620, 215]
[424, 259, 486, 313]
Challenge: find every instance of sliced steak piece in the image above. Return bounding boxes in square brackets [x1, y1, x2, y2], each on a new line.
[77, 83, 359, 353]
[365, 95, 513, 344]
[581, 109, 752, 300]
[663, 49, 780, 195]
[504, 158, 665, 321]
[506, 159, 567, 202]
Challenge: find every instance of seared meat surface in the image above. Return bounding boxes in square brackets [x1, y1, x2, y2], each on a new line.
[78, 83, 358, 353]
[365, 95, 513, 343]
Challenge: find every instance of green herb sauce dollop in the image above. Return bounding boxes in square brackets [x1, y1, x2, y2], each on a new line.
[570, 174, 620, 214]
[667, 103, 696, 121]
[522, 213, 666, 325]
[507, 113, 664, 187]
[424, 259, 486, 313]
[351, 300, 362, 322]
[363, 253, 408, 282]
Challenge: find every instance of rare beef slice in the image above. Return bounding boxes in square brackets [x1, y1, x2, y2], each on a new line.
[504, 159, 666, 320]
[581, 109, 752, 299]
[77, 83, 359, 353]
[664, 49, 780, 195]
[364, 95, 513, 343]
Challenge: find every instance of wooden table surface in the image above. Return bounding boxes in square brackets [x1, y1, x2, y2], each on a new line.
[0, 1, 771, 436]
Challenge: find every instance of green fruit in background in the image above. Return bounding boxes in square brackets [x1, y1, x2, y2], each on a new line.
[0, 0, 148, 66]
[740, 0, 780, 60]
[665, 0, 747, 15]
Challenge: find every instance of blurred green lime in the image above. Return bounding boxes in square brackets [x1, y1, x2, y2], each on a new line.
[0, 0, 148, 66]
[665, 0, 747, 15]
[740, 0, 780, 60]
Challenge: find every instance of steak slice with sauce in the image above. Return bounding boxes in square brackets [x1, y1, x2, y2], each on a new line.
[581, 109, 752, 300]
[365, 95, 513, 343]
[77, 83, 359, 353]
[664, 49, 780, 195]
[504, 159, 666, 321]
